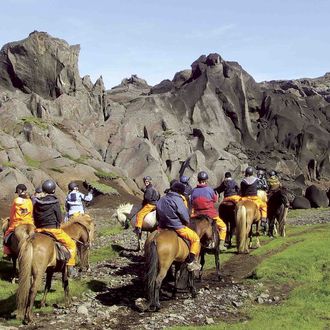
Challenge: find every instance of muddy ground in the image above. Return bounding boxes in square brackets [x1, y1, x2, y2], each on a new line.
[1, 191, 329, 330]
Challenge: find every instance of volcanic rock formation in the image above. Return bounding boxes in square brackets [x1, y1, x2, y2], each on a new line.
[0, 31, 329, 201]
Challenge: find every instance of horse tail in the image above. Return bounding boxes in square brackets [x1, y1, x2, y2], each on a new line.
[16, 237, 33, 319]
[279, 205, 288, 237]
[145, 240, 158, 304]
[236, 204, 247, 253]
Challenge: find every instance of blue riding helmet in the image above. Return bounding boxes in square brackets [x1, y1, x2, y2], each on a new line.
[180, 175, 189, 184]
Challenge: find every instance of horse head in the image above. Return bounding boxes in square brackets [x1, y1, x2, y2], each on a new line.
[113, 203, 134, 229]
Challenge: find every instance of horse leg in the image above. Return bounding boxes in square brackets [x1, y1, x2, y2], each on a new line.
[268, 216, 275, 237]
[24, 272, 41, 324]
[40, 270, 53, 307]
[136, 232, 142, 252]
[214, 247, 221, 280]
[172, 264, 180, 298]
[11, 257, 18, 283]
[198, 250, 205, 281]
[188, 270, 197, 298]
[62, 267, 70, 307]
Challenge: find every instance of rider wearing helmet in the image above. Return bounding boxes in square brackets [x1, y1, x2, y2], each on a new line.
[3, 184, 34, 257]
[157, 181, 201, 272]
[179, 175, 193, 207]
[240, 167, 268, 232]
[134, 176, 160, 235]
[214, 172, 240, 204]
[267, 170, 281, 192]
[65, 181, 93, 220]
[33, 180, 76, 274]
[191, 171, 227, 251]
[256, 169, 268, 191]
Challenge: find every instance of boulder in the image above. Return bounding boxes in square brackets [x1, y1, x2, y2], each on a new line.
[305, 185, 329, 208]
[291, 196, 311, 209]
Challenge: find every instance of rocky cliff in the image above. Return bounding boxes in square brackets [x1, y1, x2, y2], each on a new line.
[0, 31, 329, 202]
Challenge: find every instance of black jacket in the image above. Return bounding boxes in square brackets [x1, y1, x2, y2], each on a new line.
[215, 178, 239, 197]
[240, 177, 258, 197]
[33, 194, 63, 229]
[142, 184, 160, 206]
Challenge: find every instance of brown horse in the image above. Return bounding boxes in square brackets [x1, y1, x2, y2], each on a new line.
[235, 200, 261, 254]
[144, 215, 214, 311]
[267, 188, 293, 237]
[2, 218, 35, 279]
[218, 201, 236, 248]
[16, 214, 94, 324]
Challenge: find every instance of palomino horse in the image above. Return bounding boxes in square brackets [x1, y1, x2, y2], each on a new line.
[2, 218, 35, 279]
[267, 188, 292, 237]
[16, 214, 94, 324]
[113, 203, 157, 251]
[235, 199, 261, 254]
[144, 215, 214, 311]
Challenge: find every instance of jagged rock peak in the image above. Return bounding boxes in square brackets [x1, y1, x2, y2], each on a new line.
[120, 74, 150, 89]
[0, 31, 82, 99]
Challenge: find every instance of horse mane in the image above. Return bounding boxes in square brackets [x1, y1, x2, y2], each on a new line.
[116, 203, 134, 215]
[62, 214, 95, 242]
[190, 215, 213, 231]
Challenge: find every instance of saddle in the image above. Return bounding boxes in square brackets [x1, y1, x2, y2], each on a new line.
[38, 232, 71, 262]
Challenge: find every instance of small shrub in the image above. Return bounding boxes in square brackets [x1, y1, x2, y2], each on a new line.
[24, 155, 41, 168]
[90, 181, 119, 195]
[21, 116, 48, 130]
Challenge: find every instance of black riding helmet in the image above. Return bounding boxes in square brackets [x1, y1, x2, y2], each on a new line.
[42, 180, 56, 194]
[245, 166, 254, 176]
[197, 171, 208, 181]
[224, 172, 231, 178]
[15, 184, 27, 194]
[143, 176, 152, 182]
[68, 181, 78, 191]
[171, 181, 186, 195]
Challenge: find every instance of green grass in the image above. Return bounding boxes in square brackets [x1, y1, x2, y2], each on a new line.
[94, 169, 119, 180]
[172, 223, 330, 330]
[21, 116, 48, 130]
[24, 155, 41, 168]
[97, 226, 123, 237]
[1, 161, 16, 168]
[90, 181, 119, 195]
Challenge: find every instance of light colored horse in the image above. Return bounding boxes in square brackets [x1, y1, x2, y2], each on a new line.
[113, 203, 157, 251]
[235, 200, 261, 254]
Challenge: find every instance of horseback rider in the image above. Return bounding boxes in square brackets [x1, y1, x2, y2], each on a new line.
[240, 167, 268, 233]
[267, 170, 282, 192]
[191, 171, 227, 252]
[134, 176, 160, 235]
[256, 169, 268, 191]
[3, 184, 34, 257]
[215, 172, 240, 204]
[156, 181, 201, 272]
[65, 181, 93, 220]
[31, 186, 43, 205]
[180, 175, 193, 208]
[33, 180, 77, 275]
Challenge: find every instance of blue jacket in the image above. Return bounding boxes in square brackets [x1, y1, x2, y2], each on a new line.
[156, 191, 189, 230]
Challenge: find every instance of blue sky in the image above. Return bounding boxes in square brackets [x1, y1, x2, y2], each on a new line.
[1, 0, 329, 89]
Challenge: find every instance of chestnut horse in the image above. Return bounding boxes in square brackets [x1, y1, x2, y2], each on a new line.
[2, 218, 35, 280]
[235, 200, 261, 254]
[144, 215, 214, 311]
[16, 214, 94, 324]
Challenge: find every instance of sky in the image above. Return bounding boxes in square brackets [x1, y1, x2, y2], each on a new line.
[0, 0, 329, 89]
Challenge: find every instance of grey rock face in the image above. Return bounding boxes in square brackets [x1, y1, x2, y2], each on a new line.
[0, 31, 329, 201]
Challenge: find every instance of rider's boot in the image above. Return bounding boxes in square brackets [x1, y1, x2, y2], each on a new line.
[186, 253, 201, 272]
[133, 227, 142, 235]
[219, 240, 227, 252]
